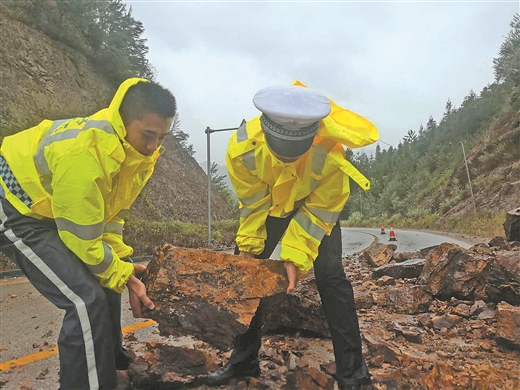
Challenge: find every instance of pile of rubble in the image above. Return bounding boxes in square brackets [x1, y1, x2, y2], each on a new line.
[122, 235, 519, 389]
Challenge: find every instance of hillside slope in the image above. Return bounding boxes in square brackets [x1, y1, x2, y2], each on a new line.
[442, 111, 520, 217]
[0, 10, 235, 225]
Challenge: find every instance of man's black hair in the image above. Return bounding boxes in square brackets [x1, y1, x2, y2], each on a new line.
[119, 81, 177, 126]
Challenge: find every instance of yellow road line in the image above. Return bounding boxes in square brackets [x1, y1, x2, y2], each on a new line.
[0, 320, 156, 371]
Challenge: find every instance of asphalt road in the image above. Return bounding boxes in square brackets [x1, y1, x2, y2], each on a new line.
[0, 228, 473, 389]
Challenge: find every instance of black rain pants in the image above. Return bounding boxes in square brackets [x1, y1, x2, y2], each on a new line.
[229, 214, 370, 380]
[0, 198, 123, 390]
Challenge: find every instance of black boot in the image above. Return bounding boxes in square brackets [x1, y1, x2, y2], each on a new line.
[337, 375, 372, 390]
[205, 359, 261, 386]
[115, 348, 134, 370]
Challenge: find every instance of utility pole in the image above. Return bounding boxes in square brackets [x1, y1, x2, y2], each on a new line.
[205, 126, 238, 247]
[461, 141, 477, 216]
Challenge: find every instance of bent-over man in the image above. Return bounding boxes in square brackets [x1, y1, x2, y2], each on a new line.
[206, 82, 378, 390]
[0, 78, 176, 390]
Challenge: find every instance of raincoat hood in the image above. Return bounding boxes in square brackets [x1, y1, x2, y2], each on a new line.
[292, 80, 379, 149]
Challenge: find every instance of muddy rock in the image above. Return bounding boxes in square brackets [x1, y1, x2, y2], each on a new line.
[504, 207, 520, 241]
[261, 274, 330, 338]
[495, 302, 520, 350]
[469, 300, 488, 316]
[377, 275, 396, 286]
[392, 251, 421, 263]
[371, 258, 426, 280]
[372, 285, 432, 314]
[419, 245, 438, 257]
[431, 314, 460, 330]
[363, 243, 396, 268]
[354, 291, 374, 309]
[284, 366, 334, 390]
[142, 244, 287, 350]
[489, 236, 511, 251]
[128, 343, 220, 389]
[417, 360, 519, 390]
[486, 252, 520, 305]
[419, 243, 493, 300]
[452, 303, 471, 318]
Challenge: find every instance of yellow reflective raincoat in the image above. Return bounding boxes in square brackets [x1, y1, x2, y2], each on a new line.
[226, 82, 379, 274]
[0, 78, 160, 292]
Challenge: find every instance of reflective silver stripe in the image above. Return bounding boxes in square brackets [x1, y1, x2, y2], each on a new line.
[293, 212, 326, 241]
[104, 221, 123, 235]
[237, 123, 248, 142]
[34, 119, 115, 194]
[311, 177, 319, 191]
[312, 143, 329, 175]
[87, 242, 114, 275]
[307, 206, 340, 224]
[240, 187, 270, 206]
[243, 150, 256, 171]
[240, 201, 271, 219]
[0, 203, 99, 389]
[117, 209, 129, 219]
[55, 218, 104, 241]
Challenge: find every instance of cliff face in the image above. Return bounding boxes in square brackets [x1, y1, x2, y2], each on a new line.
[0, 10, 236, 224]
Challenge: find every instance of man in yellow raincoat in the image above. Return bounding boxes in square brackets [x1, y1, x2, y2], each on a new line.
[206, 83, 378, 390]
[0, 78, 176, 389]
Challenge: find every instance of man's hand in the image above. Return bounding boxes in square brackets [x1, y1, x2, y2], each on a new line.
[239, 251, 255, 258]
[133, 262, 147, 278]
[283, 261, 299, 294]
[127, 273, 154, 318]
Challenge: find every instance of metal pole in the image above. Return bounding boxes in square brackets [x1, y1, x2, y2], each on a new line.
[204, 126, 240, 248]
[461, 141, 477, 216]
[206, 127, 212, 246]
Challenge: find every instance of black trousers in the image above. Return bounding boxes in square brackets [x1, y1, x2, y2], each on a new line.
[0, 198, 124, 390]
[229, 214, 369, 380]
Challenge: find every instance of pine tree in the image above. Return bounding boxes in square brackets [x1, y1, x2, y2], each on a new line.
[210, 162, 228, 192]
[426, 116, 437, 133]
[403, 129, 418, 144]
[444, 99, 453, 118]
[493, 13, 520, 84]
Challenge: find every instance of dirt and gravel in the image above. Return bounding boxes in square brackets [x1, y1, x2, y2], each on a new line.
[116, 238, 519, 390]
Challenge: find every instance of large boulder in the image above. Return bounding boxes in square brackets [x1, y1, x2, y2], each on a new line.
[142, 245, 287, 350]
[143, 245, 334, 350]
[486, 252, 520, 305]
[418, 243, 493, 300]
[503, 207, 520, 241]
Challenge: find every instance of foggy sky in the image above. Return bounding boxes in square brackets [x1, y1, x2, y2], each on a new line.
[127, 0, 518, 165]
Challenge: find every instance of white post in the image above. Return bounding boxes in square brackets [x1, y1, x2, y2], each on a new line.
[461, 141, 477, 216]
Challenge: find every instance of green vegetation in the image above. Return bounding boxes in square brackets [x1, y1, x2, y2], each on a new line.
[4, 0, 154, 83]
[210, 162, 240, 210]
[343, 14, 520, 237]
[124, 218, 239, 255]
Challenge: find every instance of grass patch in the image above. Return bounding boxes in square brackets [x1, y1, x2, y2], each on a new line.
[341, 211, 504, 238]
[124, 217, 239, 255]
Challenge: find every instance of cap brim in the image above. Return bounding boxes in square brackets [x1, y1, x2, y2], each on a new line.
[265, 132, 314, 158]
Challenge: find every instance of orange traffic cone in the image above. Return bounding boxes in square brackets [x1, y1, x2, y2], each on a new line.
[389, 224, 397, 241]
[380, 225, 386, 234]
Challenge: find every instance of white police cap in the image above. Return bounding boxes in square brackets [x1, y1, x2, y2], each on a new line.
[253, 85, 331, 157]
[253, 85, 331, 133]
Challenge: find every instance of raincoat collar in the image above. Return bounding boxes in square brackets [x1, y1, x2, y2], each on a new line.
[108, 77, 150, 140]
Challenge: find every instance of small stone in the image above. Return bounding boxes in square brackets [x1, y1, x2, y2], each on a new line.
[377, 275, 396, 286]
